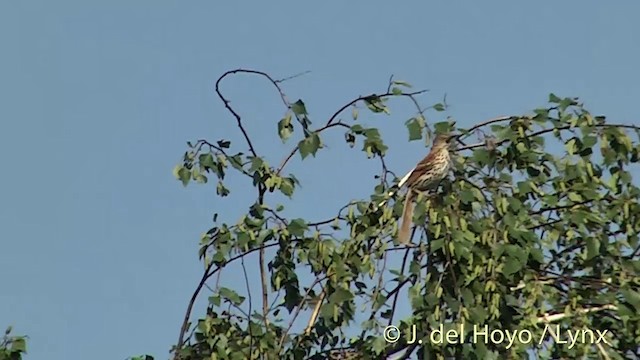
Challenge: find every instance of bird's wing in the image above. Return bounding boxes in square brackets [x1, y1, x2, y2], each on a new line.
[397, 166, 415, 188]
[404, 152, 435, 186]
[376, 166, 415, 207]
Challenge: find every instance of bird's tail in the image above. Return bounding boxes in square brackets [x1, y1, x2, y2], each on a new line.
[398, 191, 415, 244]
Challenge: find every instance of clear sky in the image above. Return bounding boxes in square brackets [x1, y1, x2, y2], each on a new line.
[1, 1, 639, 359]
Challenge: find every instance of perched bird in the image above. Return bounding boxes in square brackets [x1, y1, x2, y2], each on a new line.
[398, 133, 456, 244]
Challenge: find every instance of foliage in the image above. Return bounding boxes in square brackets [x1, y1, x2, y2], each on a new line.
[6, 71, 640, 359]
[170, 69, 640, 359]
[0, 327, 27, 360]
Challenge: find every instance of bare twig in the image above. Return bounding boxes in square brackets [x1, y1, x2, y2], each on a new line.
[275, 70, 311, 84]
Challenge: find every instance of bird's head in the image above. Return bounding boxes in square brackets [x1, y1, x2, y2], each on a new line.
[432, 132, 458, 148]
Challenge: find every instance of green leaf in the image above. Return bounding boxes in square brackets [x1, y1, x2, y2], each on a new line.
[392, 80, 412, 88]
[219, 287, 245, 306]
[199, 153, 215, 169]
[585, 237, 600, 260]
[583, 135, 598, 148]
[567, 192, 583, 202]
[194, 174, 208, 184]
[172, 164, 183, 179]
[363, 95, 388, 113]
[228, 153, 244, 171]
[330, 288, 353, 303]
[291, 99, 308, 115]
[10, 337, 26, 352]
[298, 133, 321, 159]
[565, 138, 577, 155]
[502, 257, 522, 277]
[177, 167, 191, 186]
[433, 103, 445, 112]
[530, 248, 544, 263]
[434, 121, 452, 133]
[351, 124, 365, 134]
[460, 189, 474, 204]
[391, 87, 402, 95]
[622, 289, 640, 311]
[549, 93, 562, 103]
[278, 113, 294, 142]
[280, 177, 295, 198]
[405, 118, 423, 141]
[216, 182, 229, 196]
[209, 294, 221, 306]
[288, 218, 308, 236]
[472, 149, 490, 166]
[371, 336, 387, 354]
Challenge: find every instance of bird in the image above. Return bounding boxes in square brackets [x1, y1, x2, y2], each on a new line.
[398, 133, 456, 244]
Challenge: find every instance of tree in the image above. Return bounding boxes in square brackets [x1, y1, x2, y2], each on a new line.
[169, 69, 640, 359]
[7, 69, 639, 360]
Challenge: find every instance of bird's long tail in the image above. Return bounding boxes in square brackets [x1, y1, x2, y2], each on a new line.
[398, 190, 415, 244]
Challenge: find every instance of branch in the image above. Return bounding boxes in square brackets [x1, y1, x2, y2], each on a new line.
[275, 88, 429, 176]
[465, 115, 519, 134]
[175, 258, 215, 356]
[194, 139, 253, 178]
[258, 189, 271, 337]
[325, 90, 428, 127]
[275, 121, 350, 176]
[175, 240, 284, 356]
[455, 117, 640, 152]
[240, 256, 254, 356]
[276, 276, 326, 352]
[215, 70, 261, 157]
[529, 199, 593, 216]
[388, 248, 414, 326]
[535, 304, 618, 324]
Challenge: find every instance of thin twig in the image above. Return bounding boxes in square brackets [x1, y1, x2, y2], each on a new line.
[275, 70, 311, 84]
[240, 256, 254, 357]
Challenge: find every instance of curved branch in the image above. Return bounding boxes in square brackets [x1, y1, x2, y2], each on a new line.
[275, 90, 428, 176]
[214, 69, 312, 155]
[325, 90, 428, 127]
[215, 71, 260, 157]
[175, 240, 284, 355]
[275, 122, 350, 175]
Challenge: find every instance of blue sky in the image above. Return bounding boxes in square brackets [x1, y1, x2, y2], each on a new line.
[1, 1, 639, 359]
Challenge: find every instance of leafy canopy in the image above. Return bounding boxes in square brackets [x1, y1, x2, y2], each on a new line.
[168, 70, 640, 360]
[7, 70, 638, 360]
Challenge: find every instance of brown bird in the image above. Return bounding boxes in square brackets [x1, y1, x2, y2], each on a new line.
[398, 133, 456, 244]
